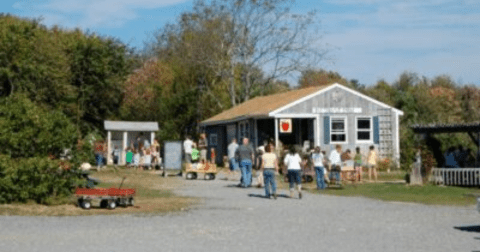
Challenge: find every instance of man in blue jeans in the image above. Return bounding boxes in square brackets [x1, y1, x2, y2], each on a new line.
[312, 146, 326, 189]
[328, 144, 342, 185]
[235, 137, 254, 188]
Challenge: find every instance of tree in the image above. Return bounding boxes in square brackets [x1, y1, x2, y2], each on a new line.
[149, 0, 326, 107]
[0, 94, 78, 159]
[298, 69, 349, 88]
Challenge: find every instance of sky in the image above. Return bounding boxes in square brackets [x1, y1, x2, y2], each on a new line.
[1, 0, 479, 86]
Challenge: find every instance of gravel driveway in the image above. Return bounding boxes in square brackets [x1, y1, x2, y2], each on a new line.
[1, 173, 479, 252]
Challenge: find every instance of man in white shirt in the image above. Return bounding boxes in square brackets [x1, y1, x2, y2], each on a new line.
[227, 138, 239, 179]
[328, 144, 342, 185]
[183, 135, 193, 164]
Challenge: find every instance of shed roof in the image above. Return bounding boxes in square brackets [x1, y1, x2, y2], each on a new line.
[201, 83, 403, 125]
[104, 121, 159, 132]
[201, 85, 330, 125]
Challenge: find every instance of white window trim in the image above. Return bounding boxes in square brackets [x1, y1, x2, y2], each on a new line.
[355, 116, 373, 144]
[330, 116, 347, 144]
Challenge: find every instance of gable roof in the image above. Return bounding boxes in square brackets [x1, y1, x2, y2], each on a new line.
[104, 121, 159, 132]
[201, 83, 403, 126]
[201, 85, 332, 125]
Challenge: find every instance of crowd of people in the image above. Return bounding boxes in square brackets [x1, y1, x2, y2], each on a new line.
[183, 133, 216, 164]
[224, 137, 380, 200]
[94, 134, 161, 170]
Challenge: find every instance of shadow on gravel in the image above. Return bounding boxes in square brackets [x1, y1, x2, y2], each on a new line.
[248, 194, 269, 199]
[454, 226, 480, 233]
[225, 184, 242, 188]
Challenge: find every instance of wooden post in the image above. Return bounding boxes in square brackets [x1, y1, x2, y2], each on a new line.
[107, 131, 112, 165]
[254, 119, 258, 150]
[151, 131, 155, 146]
[123, 131, 128, 165]
[275, 118, 279, 150]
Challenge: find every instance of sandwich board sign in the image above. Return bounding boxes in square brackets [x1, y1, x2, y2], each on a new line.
[163, 141, 182, 175]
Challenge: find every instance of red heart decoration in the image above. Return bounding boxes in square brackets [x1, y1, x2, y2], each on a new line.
[281, 122, 289, 131]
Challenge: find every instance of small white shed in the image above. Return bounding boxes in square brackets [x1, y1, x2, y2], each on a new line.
[104, 121, 159, 165]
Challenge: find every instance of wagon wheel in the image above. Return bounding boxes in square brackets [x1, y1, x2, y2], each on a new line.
[108, 200, 116, 210]
[128, 197, 135, 206]
[205, 173, 213, 180]
[186, 172, 194, 180]
[81, 200, 91, 210]
[209, 174, 216, 180]
[192, 173, 198, 179]
[100, 200, 108, 208]
[77, 198, 83, 207]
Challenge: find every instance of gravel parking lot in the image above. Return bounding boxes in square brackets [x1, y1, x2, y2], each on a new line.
[1, 174, 479, 252]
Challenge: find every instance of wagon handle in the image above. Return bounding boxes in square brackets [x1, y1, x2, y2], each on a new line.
[118, 176, 127, 189]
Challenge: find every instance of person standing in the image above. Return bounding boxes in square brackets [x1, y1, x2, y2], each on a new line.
[112, 145, 120, 168]
[367, 145, 378, 182]
[227, 138, 239, 180]
[183, 135, 193, 164]
[284, 145, 304, 199]
[198, 133, 208, 163]
[312, 146, 326, 190]
[235, 137, 254, 188]
[328, 145, 342, 185]
[262, 144, 278, 199]
[354, 147, 364, 182]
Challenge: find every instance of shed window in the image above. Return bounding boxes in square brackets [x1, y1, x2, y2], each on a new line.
[209, 134, 218, 146]
[356, 117, 372, 142]
[239, 121, 250, 139]
[330, 117, 347, 143]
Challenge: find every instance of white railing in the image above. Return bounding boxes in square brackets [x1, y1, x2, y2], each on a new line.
[431, 168, 480, 186]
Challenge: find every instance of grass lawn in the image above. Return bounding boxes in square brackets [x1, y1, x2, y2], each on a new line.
[0, 167, 196, 216]
[275, 170, 480, 206]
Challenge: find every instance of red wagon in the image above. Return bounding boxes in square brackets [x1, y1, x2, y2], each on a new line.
[75, 178, 135, 210]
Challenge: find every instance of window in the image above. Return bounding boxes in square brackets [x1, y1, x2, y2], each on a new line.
[331, 117, 347, 143]
[238, 121, 250, 139]
[209, 134, 218, 146]
[356, 117, 372, 142]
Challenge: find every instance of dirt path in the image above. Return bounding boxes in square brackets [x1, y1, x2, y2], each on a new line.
[0, 172, 479, 252]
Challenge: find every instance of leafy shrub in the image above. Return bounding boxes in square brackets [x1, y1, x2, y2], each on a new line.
[0, 94, 78, 158]
[0, 155, 82, 204]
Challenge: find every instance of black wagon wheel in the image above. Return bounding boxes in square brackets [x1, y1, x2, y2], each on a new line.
[186, 172, 195, 180]
[306, 175, 314, 183]
[209, 174, 216, 180]
[128, 197, 135, 206]
[81, 200, 91, 210]
[100, 199, 109, 208]
[107, 200, 116, 210]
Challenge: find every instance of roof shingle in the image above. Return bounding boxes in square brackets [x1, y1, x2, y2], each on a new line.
[202, 85, 332, 125]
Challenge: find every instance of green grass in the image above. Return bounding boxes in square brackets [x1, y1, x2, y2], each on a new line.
[307, 183, 480, 206]
[270, 169, 480, 206]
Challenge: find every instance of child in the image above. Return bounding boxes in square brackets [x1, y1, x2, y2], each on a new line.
[144, 148, 152, 170]
[210, 148, 216, 164]
[133, 148, 140, 169]
[126, 148, 133, 167]
[191, 143, 199, 163]
[112, 145, 120, 167]
[354, 147, 363, 182]
[367, 145, 378, 182]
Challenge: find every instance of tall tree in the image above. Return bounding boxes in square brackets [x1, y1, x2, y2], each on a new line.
[149, 0, 326, 107]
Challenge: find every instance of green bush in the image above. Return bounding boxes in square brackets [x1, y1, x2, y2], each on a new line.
[0, 94, 78, 158]
[0, 155, 82, 204]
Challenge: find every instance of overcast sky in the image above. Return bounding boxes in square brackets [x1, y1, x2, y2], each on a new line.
[2, 0, 479, 86]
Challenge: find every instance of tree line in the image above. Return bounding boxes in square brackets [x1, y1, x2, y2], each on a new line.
[1, 0, 480, 202]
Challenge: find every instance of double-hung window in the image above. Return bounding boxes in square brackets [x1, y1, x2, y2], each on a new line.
[330, 117, 347, 143]
[356, 117, 372, 143]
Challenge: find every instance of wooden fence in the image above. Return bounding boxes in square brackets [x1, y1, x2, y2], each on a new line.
[431, 168, 480, 186]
